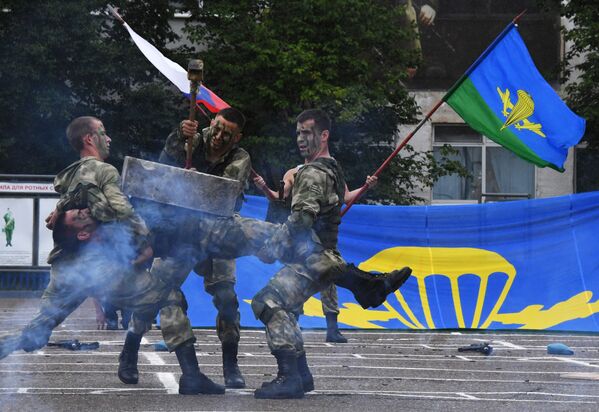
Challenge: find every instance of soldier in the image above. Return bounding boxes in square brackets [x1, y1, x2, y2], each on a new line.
[152, 107, 250, 388]
[0, 115, 225, 395]
[251, 109, 412, 399]
[253, 165, 378, 343]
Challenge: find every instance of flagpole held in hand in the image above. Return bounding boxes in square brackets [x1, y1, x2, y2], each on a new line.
[185, 60, 203, 169]
[340, 99, 445, 217]
[341, 10, 531, 218]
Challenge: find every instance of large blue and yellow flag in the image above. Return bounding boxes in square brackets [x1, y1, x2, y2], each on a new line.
[444, 23, 586, 171]
[182, 194, 599, 332]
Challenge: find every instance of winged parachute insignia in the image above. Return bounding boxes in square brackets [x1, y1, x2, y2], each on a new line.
[497, 87, 546, 138]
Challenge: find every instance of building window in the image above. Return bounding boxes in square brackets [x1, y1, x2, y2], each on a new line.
[432, 124, 535, 203]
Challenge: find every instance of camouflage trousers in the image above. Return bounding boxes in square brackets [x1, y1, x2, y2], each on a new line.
[294, 283, 339, 317]
[130, 215, 282, 351]
[0, 243, 189, 359]
[320, 283, 339, 315]
[130, 253, 240, 347]
[251, 248, 346, 353]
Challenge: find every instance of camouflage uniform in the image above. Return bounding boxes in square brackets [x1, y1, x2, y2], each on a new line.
[128, 199, 310, 351]
[265, 174, 340, 318]
[0, 158, 196, 357]
[252, 157, 349, 353]
[152, 124, 251, 347]
[49, 157, 150, 262]
[17, 223, 190, 353]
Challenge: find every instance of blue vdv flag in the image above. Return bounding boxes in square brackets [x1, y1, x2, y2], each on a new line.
[444, 23, 586, 171]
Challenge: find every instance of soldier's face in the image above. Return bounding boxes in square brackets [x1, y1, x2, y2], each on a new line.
[92, 121, 111, 160]
[64, 208, 97, 238]
[296, 119, 323, 161]
[209, 115, 241, 156]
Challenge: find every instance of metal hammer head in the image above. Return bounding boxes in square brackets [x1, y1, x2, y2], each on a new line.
[188, 59, 204, 82]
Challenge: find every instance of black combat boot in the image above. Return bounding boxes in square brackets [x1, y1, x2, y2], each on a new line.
[296, 351, 314, 392]
[376, 266, 412, 307]
[337, 265, 412, 309]
[222, 342, 245, 388]
[325, 313, 348, 343]
[175, 341, 225, 395]
[254, 349, 304, 399]
[118, 332, 141, 384]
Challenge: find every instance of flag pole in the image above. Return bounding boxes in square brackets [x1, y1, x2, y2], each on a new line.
[340, 10, 527, 218]
[107, 5, 125, 25]
[340, 99, 444, 217]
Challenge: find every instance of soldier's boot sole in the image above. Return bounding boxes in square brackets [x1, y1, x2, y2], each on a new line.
[179, 373, 225, 395]
[254, 376, 304, 399]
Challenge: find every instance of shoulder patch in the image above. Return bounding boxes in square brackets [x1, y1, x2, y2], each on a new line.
[309, 184, 322, 196]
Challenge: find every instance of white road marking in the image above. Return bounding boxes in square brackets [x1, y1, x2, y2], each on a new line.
[353, 354, 364, 359]
[493, 340, 526, 350]
[1, 387, 597, 404]
[457, 392, 479, 400]
[156, 372, 179, 395]
[143, 349, 178, 394]
[456, 355, 472, 361]
[143, 352, 165, 366]
[554, 357, 599, 368]
[561, 372, 599, 380]
[420, 344, 433, 349]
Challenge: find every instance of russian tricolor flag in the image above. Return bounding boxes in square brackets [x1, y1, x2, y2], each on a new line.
[123, 22, 229, 113]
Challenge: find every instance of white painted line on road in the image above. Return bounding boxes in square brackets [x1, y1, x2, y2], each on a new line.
[143, 352, 166, 366]
[156, 372, 179, 395]
[352, 354, 364, 359]
[457, 392, 479, 400]
[17, 388, 27, 394]
[420, 344, 433, 349]
[312, 389, 597, 404]
[143, 349, 178, 394]
[456, 355, 472, 362]
[243, 352, 255, 356]
[561, 372, 599, 380]
[554, 357, 599, 368]
[1, 386, 597, 404]
[494, 340, 525, 350]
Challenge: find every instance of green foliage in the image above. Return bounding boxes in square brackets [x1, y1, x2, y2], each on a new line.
[0, 1, 186, 173]
[0, 0, 465, 205]
[560, 0, 599, 147]
[183, 0, 462, 204]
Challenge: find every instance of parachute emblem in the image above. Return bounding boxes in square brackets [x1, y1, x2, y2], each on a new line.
[497, 87, 546, 138]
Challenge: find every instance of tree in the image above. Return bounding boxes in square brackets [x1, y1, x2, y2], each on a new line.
[182, 0, 465, 204]
[0, 1, 187, 174]
[560, 0, 598, 148]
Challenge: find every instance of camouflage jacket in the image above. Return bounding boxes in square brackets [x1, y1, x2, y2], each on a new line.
[159, 125, 251, 210]
[261, 157, 345, 261]
[289, 157, 345, 250]
[48, 157, 150, 263]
